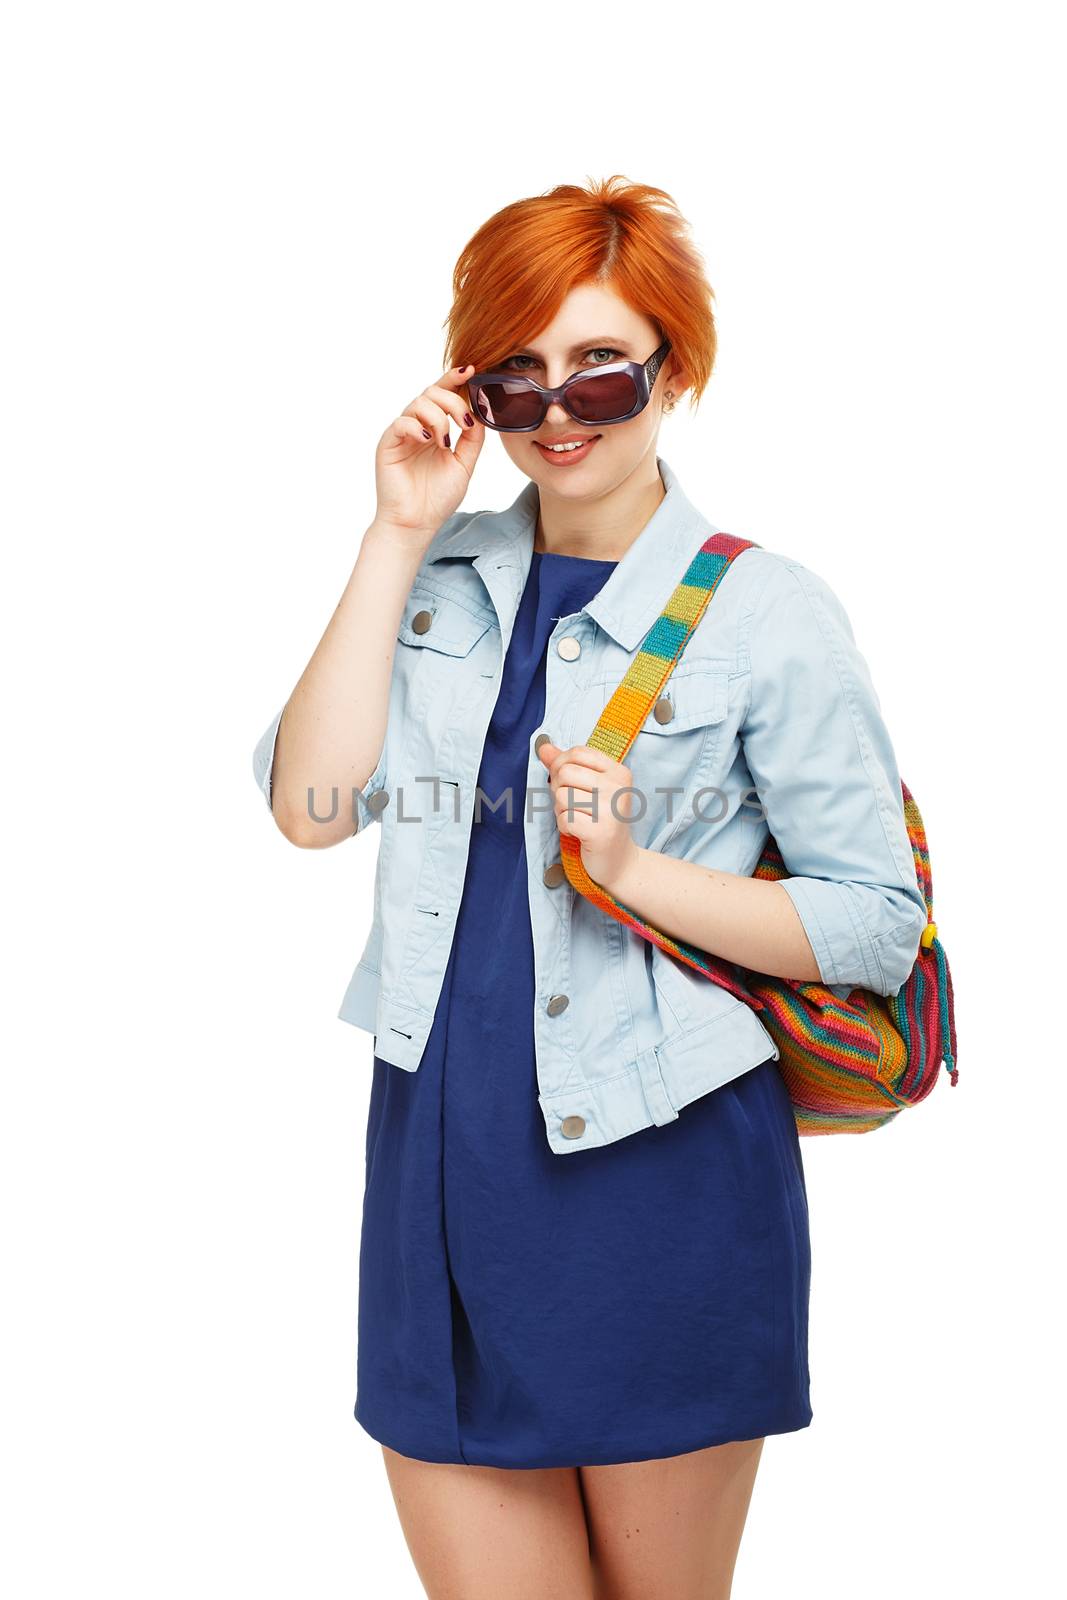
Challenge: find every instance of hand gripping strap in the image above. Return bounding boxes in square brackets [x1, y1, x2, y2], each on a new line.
[557, 531, 767, 1012]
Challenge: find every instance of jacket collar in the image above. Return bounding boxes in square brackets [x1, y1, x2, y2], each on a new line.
[424, 455, 716, 653]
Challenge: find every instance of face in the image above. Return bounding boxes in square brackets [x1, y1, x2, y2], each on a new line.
[491, 282, 687, 503]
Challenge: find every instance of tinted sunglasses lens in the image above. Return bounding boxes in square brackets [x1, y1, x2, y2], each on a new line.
[568, 371, 640, 423]
[470, 379, 545, 431]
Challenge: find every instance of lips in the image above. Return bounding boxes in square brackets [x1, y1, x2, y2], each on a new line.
[534, 434, 601, 461]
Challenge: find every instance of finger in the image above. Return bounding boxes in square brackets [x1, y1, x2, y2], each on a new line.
[383, 415, 436, 452]
[555, 790, 599, 822]
[545, 744, 580, 784]
[546, 743, 616, 785]
[423, 382, 481, 435]
[566, 744, 617, 772]
[435, 361, 477, 392]
[450, 409, 486, 477]
[552, 761, 599, 792]
[555, 778, 602, 818]
[554, 801, 598, 838]
[402, 397, 452, 448]
[425, 371, 486, 475]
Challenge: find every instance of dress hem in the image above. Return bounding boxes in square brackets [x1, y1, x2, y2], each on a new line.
[354, 1399, 813, 1470]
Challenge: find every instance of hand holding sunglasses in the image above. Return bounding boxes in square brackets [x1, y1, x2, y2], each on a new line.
[465, 340, 672, 432]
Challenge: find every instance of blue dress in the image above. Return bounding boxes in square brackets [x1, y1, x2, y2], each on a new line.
[355, 549, 813, 1469]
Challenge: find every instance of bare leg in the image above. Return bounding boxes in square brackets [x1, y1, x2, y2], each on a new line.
[578, 1437, 766, 1600]
[380, 1443, 596, 1600]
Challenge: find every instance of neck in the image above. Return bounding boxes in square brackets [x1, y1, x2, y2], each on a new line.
[532, 452, 666, 561]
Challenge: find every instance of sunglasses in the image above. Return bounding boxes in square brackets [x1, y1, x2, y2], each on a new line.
[465, 339, 672, 432]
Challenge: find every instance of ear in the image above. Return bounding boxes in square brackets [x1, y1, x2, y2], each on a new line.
[662, 360, 690, 401]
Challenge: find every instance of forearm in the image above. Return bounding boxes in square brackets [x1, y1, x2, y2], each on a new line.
[601, 846, 823, 984]
[270, 521, 424, 846]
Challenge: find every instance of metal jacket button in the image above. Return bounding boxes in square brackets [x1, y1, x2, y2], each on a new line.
[543, 861, 566, 888]
[557, 636, 581, 661]
[412, 609, 433, 634]
[561, 1115, 586, 1139]
[653, 695, 674, 723]
[546, 993, 570, 1016]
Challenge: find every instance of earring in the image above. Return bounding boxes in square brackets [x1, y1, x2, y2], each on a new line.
[663, 390, 676, 414]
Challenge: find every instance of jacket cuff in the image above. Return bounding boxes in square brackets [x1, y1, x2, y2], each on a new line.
[252, 705, 390, 834]
[252, 707, 284, 812]
[778, 875, 926, 997]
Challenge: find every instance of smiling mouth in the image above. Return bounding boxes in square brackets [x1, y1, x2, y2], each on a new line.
[534, 435, 601, 457]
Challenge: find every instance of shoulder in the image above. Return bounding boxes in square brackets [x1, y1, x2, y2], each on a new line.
[423, 509, 478, 553]
[417, 507, 492, 565]
[728, 541, 842, 602]
[727, 543, 857, 645]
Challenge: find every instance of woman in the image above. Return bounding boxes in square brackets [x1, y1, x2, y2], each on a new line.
[252, 176, 927, 1599]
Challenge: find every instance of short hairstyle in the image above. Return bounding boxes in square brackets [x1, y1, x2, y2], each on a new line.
[443, 174, 717, 411]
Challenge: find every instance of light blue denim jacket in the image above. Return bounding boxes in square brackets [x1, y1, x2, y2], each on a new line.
[252, 456, 927, 1156]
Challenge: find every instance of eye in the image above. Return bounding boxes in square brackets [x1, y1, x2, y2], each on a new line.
[501, 346, 625, 372]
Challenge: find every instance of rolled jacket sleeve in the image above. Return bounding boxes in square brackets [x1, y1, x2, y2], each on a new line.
[252, 707, 285, 811]
[740, 555, 927, 997]
[251, 705, 389, 834]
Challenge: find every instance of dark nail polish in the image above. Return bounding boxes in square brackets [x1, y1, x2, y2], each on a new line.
[443, 434, 450, 448]
[422, 428, 431, 439]
[463, 411, 475, 428]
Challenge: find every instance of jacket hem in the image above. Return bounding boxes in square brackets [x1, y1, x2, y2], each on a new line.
[537, 1003, 781, 1156]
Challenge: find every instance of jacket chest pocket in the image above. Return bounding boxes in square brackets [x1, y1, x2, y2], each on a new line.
[568, 669, 731, 839]
[393, 588, 498, 788]
[631, 672, 731, 842]
[398, 588, 495, 656]
[397, 588, 495, 708]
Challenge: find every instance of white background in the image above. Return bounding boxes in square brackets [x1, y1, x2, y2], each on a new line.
[4, 3, 1063, 1595]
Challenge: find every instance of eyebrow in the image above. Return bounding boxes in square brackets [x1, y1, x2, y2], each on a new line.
[511, 336, 635, 359]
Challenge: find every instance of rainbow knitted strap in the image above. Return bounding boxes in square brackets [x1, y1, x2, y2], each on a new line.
[558, 530, 765, 1010]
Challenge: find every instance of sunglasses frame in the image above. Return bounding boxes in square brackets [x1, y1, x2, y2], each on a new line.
[465, 338, 673, 433]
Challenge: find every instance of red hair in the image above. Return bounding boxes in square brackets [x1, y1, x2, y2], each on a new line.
[443, 175, 717, 410]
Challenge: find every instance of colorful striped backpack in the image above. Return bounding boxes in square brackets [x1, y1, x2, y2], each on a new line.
[559, 531, 959, 1135]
